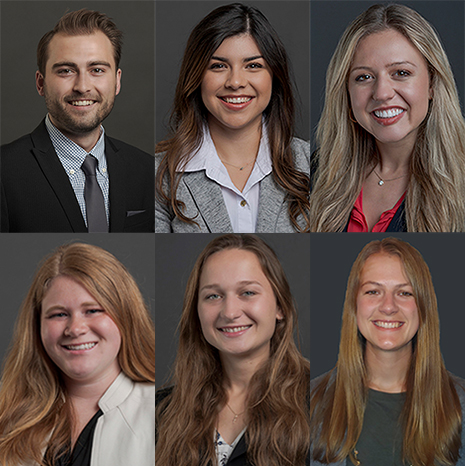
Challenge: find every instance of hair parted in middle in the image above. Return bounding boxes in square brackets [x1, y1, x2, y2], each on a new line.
[310, 237, 462, 465]
[156, 3, 310, 232]
[309, 3, 465, 232]
[37, 8, 123, 75]
[156, 234, 310, 466]
[0, 242, 154, 466]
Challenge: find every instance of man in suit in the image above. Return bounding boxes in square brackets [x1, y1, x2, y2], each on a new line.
[1, 9, 154, 232]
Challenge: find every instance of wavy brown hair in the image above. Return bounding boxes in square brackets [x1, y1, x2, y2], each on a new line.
[310, 238, 462, 465]
[155, 3, 310, 232]
[156, 234, 310, 466]
[0, 243, 155, 466]
[310, 3, 465, 231]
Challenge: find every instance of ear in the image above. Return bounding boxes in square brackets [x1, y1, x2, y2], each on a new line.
[276, 307, 284, 322]
[115, 68, 122, 96]
[36, 71, 45, 96]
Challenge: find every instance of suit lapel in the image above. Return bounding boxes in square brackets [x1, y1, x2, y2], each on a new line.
[182, 171, 233, 232]
[227, 435, 247, 464]
[105, 137, 127, 232]
[256, 174, 285, 232]
[31, 122, 87, 232]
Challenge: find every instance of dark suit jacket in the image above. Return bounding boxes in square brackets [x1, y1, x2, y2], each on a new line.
[1, 120, 154, 232]
[156, 387, 310, 466]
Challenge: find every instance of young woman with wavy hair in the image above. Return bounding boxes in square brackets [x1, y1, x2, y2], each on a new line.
[0, 243, 155, 466]
[310, 4, 465, 232]
[155, 3, 310, 233]
[310, 238, 465, 465]
[156, 234, 310, 466]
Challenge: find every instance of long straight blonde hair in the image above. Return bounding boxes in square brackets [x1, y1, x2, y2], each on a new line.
[156, 234, 310, 466]
[0, 243, 155, 466]
[310, 4, 465, 232]
[310, 238, 462, 465]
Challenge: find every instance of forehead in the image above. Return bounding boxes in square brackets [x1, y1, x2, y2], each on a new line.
[42, 275, 96, 307]
[359, 253, 409, 283]
[200, 248, 268, 283]
[213, 34, 261, 58]
[46, 31, 116, 69]
[352, 28, 427, 69]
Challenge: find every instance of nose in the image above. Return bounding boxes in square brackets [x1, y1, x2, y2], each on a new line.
[73, 72, 91, 94]
[220, 295, 243, 321]
[64, 314, 88, 337]
[225, 67, 246, 90]
[379, 292, 398, 315]
[372, 75, 395, 102]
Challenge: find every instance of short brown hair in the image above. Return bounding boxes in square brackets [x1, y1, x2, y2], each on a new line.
[37, 8, 123, 75]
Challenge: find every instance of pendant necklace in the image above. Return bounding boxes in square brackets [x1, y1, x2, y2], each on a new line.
[219, 156, 256, 171]
[226, 403, 245, 423]
[373, 169, 408, 187]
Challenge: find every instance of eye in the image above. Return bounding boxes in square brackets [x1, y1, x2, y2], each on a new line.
[91, 68, 105, 74]
[87, 309, 104, 314]
[242, 290, 256, 297]
[57, 69, 73, 75]
[47, 312, 67, 319]
[399, 291, 413, 297]
[394, 69, 411, 78]
[247, 62, 263, 70]
[355, 73, 372, 82]
[209, 62, 227, 70]
[206, 293, 221, 300]
[365, 290, 378, 295]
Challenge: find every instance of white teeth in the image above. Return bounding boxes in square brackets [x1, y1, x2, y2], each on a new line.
[374, 108, 404, 118]
[220, 326, 251, 333]
[70, 100, 94, 106]
[222, 97, 252, 104]
[374, 321, 403, 329]
[65, 342, 96, 350]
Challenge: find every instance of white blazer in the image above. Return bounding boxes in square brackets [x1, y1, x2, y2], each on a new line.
[21, 372, 155, 466]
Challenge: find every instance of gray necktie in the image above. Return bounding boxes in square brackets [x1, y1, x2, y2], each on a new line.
[81, 155, 108, 232]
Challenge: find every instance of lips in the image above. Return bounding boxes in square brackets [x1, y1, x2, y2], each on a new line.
[220, 96, 253, 104]
[371, 106, 405, 126]
[218, 325, 252, 334]
[68, 100, 96, 107]
[218, 95, 255, 111]
[62, 342, 97, 351]
[373, 321, 404, 329]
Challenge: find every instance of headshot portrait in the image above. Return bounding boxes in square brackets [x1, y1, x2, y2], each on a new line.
[309, 1, 465, 232]
[155, 2, 310, 233]
[0, 234, 155, 466]
[310, 234, 465, 465]
[0, 2, 155, 232]
[156, 233, 310, 465]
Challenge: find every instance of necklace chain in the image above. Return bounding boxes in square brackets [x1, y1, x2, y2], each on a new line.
[219, 155, 256, 171]
[373, 169, 408, 187]
[225, 403, 245, 423]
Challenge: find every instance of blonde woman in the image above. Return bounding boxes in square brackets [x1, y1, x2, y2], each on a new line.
[156, 234, 310, 466]
[310, 4, 465, 232]
[310, 238, 465, 465]
[0, 243, 155, 466]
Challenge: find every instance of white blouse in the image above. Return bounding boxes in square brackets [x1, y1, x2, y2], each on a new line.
[215, 428, 246, 466]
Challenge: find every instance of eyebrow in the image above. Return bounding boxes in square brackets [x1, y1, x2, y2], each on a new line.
[43, 301, 101, 315]
[360, 281, 411, 288]
[211, 55, 264, 63]
[350, 61, 417, 73]
[200, 280, 263, 292]
[52, 61, 112, 70]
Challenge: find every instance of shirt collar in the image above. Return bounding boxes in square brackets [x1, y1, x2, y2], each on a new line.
[45, 114, 107, 171]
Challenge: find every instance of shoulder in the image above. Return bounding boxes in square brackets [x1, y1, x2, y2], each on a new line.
[451, 374, 465, 402]
[106, 135, 154, 163]
[291, 138, 311, 169]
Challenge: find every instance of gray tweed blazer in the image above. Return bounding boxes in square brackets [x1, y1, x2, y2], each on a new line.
[155, 138, 310, 233]
[310, 371, 465, 466]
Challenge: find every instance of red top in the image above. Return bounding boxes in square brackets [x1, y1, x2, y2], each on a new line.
[347, 188, 406, 232]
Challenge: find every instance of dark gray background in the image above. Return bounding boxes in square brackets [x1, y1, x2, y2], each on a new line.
[310, 1, 465, 151]
[0, 234, 155, 374]
[155, 0, 310, 144]
[1, 1, 154, 155]
[155, 234, 310, 388]
[310, 233, 465, 381]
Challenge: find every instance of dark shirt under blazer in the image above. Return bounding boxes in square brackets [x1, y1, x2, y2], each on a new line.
[1, 120, 154, 232]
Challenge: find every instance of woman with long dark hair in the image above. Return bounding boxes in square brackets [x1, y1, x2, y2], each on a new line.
[155, 3, 310, 233]
[310, 4, 465, 232]
[310, 238, 465, 465]
[156, 234, 310, 465]
[0, 243, 155, 466]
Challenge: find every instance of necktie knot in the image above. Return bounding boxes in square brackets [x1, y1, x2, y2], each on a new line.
[81, 154, 98, 177]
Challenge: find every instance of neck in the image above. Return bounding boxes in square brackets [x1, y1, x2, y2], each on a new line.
[365, 344, 411, 393]
[375, 137, 415, 173]
[49, 114, 101, 153]
[65, 369, 121, 408]
[208, 116, 262, 166]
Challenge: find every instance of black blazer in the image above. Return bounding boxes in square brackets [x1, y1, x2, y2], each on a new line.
[1, 120, 154, 232]
[156, 388, 310, 466]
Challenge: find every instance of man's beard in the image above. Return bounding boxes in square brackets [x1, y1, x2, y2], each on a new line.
[44, 91, 115, 135]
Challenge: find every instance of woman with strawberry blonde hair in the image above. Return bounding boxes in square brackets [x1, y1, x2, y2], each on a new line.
[0, 243, 155, 466]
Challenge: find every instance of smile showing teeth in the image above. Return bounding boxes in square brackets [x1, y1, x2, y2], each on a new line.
[70, 100, 95, 106]
[373, 108, 404, 118]
[219, 325, 251, 333]
[373, 321, 403, 329]
[64, 342, 97, 350]
[221, 97, 252, 104]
